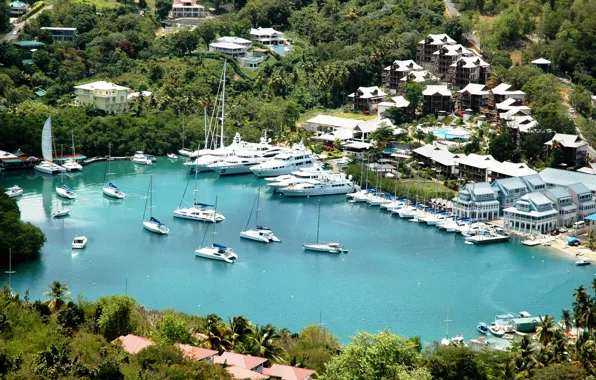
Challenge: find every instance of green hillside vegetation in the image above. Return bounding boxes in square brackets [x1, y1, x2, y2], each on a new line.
[0, 192, 46, 263]
[2, 281, 596, 378]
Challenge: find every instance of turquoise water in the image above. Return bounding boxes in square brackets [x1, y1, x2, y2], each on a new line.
[0, 160, 593, 343]
[433, 129, 470, 140]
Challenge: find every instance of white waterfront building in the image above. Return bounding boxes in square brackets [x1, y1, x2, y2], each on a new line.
[452, 182, 500, 220]
[543, 186, 578, 227]
[503, 192, 558, 234]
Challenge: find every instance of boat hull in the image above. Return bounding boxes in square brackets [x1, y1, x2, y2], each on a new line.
[5, 188, 23, 198]
[280, 186, 353, 197]
[251, 163, 315, 178]
[34, 163, 65, 175]
[62, 161, 83, 171]
[143, 221, 170, 234]
[72, 237, 87, 249]
[240, 229, 280, 243]
[132, 158, 152, 165]
[211, 164, 254, 176]
[303, 243, 344, 253]
[195, 247, 237, 263]
[52, 209, 70, 218]
[56, 187, 76, 199]
[173, 208, 225, 222]
[103, 187, 126, 199]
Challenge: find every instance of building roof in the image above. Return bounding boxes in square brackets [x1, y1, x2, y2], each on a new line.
[435, 44, 471, 56]
[12, 41, 46, 48]
[226, 365, 269, 379]
[444, 127, 471, 138]
[314, 128, 354, 141]
[432, 149, 459, 166]
[458, 154, 497, 169]
[419, 33, 456, 45]
[505, 192, 557, 217]
[524, 192, 555, 206]
[532, 58, 551, 65]
[216, 36, 251, 44]
[451, 56, 489, 68]
[385, 59, 422, 72]
[545, 134, 588, 148]
[250, 27, 283, 36]
[400, 70, 437, 83]
[489, 161, 537, 178]
[423, 85, 451, 96]
[173, 0, 204, 7]
[578, 163, 596, 175]
[74, 81, 130, 91]
[127, 91, 153, 100]
[540, 168, 596, 192]
[496, 97, 518, 110]
[465, 182, 496, 196]
[354, 118, 394, 133]
[546, 186, 572, 199]
[565, 182, 591, 195]
[413, 143, 449, 159]
[585, 213, 596, 221]
[112, 335, 153, 354]
[492, 177, 527, 192]
[457, 83, 488, 95]
[40, 27, 77, 31]
[521, 174, 546, 189]
[175, 344, 217, 361]
[209, 42, 246, 50]
[492, 83, 525, 96]
[348, 86, 386, 99]
[344, 141, 372, 149]
[306, 115, 363, 129]
[262, 364, 316, 380]
[214, 352, 268, 370]
[386, 95, 410, 108]
[34, 90, 46, 97]
[9, 1, 27, 7]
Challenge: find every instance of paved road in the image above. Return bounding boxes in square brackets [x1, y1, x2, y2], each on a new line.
[1, 5, 52, 42]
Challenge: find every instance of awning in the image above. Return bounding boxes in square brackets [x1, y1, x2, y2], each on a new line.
[567, 237, 580, 243]
[1, 159, 22, 163]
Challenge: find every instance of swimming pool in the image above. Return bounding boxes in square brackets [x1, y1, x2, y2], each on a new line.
[433, 129, 450, 139]
[433, 128, 470, 140]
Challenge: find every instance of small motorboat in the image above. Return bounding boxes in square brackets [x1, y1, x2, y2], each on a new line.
[576, 259, 591, 266]
[167, 153, 178, 159]
[488, 324, 506, 337]
[72, 236, 87, 249]
[131, 151, 152, 165]
[5, 185, 23, 198]
[477, 322, 490, 334]
[53, 209, 70, 218]
[522, 239, 540, 246]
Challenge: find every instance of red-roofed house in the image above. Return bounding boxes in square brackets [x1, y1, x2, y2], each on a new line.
[112, 335, 154, 354]
[214, 352, 268, 373]
[263, 364, 316, 380]
[175, 344, 218, 364]
[226, 365, 270, 379]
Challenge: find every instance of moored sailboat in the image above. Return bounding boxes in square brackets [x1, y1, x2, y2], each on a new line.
[142, 175, 169, 235]
[195, 196, 237, 263]
[103, 144, 125, 199]
[303, 200, 347, 253]
[240, 188, 280, 243]
[34, 117, 66, 175]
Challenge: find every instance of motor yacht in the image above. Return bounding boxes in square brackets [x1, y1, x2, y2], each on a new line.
[178, 148, 196, 157]
[280, 174, 354, 197]
[250, 143, 316, 177]
[196, 244, 238, 263]
[185, 133, 244, 172]
[167, 153, 178, 159]
[267, 167, 329, 190]
[5, 185, 23, 198]
[131, 151, 153, 165]
[209, 150, 268, 175]
[72, 236, 87, 249]
[52, 208, 70, 218]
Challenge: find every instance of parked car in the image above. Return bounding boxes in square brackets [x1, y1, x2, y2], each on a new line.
[550, 229, 560, 236]
[559, 227, 568, 233]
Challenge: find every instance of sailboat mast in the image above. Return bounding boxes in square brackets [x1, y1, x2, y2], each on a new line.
[193, 143, 199, 205]
[71, 130, 75, 158]
[149, 176, 153, 219]
[60, 145, 64, 185]
[143, 176, 150, 221]
[394, 162, 399, 197]
[255, 188, 260, 226]
[182, 116, 185, 150]
[5, 248, 15, 290]
[212, 196, 218, 246]
[220, 60, 227, 149]
[204, 108, 207, 149]
[316, 200, 321, 244]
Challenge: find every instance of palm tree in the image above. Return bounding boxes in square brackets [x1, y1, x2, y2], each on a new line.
[573, 285, 591, 330]
[251, 324, 285, 363]
[228, 316, 254, 351]
[43, 281, 72, 312]
[561, 309, 573, 332]
[536, 315, 556, 346]
[204, 316, 232, 353]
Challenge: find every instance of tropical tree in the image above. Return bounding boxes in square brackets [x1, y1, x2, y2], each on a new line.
[536, 315, 556, 347]
[228, 316, 254, 351]
[43, 281, 72, 312]
[573, 285, 592, 331]
[587, 230, 596, 251]
[204, 316, 233, 353]
[510, 335, 537, 378]
[251, 324, 285, 362]
[561, 309, 573, 332]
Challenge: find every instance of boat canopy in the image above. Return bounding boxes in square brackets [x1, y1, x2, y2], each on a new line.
[213, 243, 227, 249]
[108, 182, 119, 190]
[194, 202, 214, 207]
[496, 314, 515, 320]
[478, 322, 489, 327]
[62, 184, 73, 192]
[150, 217, 163, 225]
[256, 225, 271, 230]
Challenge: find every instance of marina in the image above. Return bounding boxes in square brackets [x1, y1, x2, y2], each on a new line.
[1, 158, 595, 343]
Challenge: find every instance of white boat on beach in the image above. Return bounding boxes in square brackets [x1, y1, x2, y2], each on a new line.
[142, 175, 169, 235]
[303, 200, 347, 253]
[240, 188, 280, 243]
[131, 151, 153, 165]
[5, 185, 23, 198]
[195, 196, 237, 263]
[72, 236, 87, 249]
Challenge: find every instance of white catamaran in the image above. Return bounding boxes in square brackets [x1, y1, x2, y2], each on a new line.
[142, 175, 169, 234]
[102, 144, 125, 199]
[195, 196, 238, 263]
[34, 117, 67, 175]
[303, 200, 348, 253]
[240, 188, 281, 243]
[62, 130, 83, 171]
[56, 146, 77, 199]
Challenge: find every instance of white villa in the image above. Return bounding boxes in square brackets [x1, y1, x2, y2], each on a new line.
[208, 42, 248, 58]
[171, 0, 205, 18]
[453, 182, 500, 220]
[215, 36, 252, 48]
[74, 81, 130, 114]
[249, 27, 290, 55]
[503, 192, 558, 234]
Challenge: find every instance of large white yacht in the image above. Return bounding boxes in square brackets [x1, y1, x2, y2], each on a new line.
[184, 132, 244, 172]
[266, 166, 328, 190]
[280, 174, 354, 197]
[209, 150, 267, 176]
[250, 143, 316, 177]
[131, 151, 153, 165]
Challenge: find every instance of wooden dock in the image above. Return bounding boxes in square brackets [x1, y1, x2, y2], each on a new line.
[83, 156, 131, 165]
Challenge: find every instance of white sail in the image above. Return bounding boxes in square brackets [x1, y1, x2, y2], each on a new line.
[41, 117, 53, 162]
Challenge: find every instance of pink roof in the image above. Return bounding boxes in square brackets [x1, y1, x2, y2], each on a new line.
[176, 344, 218, 361]
[112, 334, 154, 354]
[214, 352, 268, 370]
[226, 365, 269, 379]
[263, 364, 316, 380]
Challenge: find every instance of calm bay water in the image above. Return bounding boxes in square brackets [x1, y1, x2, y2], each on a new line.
[0, 159, 594, 343]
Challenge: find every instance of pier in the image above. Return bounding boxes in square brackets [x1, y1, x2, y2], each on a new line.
[82, 156, 131, 165]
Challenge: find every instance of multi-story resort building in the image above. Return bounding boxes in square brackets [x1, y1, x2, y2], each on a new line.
[488, 161, 536, 181]
[400, 70, 438, 87]
[40, 27, 77, 42]
[543, 186, 578, 227]
[453, 183, 500, 220]
[412, 144, 461, 178]
[456, 154, 498, 182]
[565, 183, 596, 219]
[503, 192, 558, 234]
[422, 85, 452, 116]
[457, 83, 489, 114]
[74, 81, 130, 114]
[377, 96, 414, 121]
[382, 60, 422, 93]
[347, 86, 387, 111]
[449, 56, 490, 90]
[432, 44, 472, 78]
[170, 0, 205, 18]
[544, 134, 589, 168]
[416, 34, 456, 70]
[491, 177, 530, 214]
